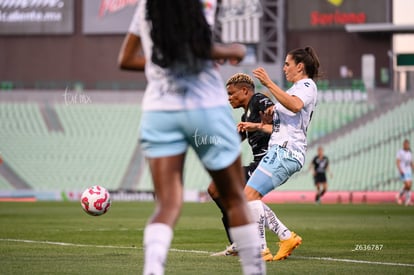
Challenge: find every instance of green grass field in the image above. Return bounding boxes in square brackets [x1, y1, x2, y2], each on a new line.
[1, 201, 413, 274]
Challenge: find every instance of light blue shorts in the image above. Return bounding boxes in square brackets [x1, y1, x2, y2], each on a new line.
[401, 171, 412, 181]
[139, 106, 241, 171]
[246, 145, 302, 196]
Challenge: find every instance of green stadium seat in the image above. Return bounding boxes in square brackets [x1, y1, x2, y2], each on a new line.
[1, 97, 413, 194]
[288, 98, 414, 192]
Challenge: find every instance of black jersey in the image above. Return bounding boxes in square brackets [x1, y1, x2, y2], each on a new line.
[240, 93, 274, 162]
[312, 156, 329, 174]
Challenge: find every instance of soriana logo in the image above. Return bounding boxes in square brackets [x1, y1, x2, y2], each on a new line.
[287, 0, 387, 31]
[310, 0, 366, 27]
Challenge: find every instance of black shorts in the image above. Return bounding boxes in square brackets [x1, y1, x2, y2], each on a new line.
[314, 173, 327, 184]
[244, 161, 260, 184]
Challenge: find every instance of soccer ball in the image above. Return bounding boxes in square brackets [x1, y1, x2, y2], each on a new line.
[80, 185, 111, 216]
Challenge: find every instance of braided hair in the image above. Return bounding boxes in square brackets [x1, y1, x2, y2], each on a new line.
[146, 0, 212, 74]
[226, 73, 255, 91]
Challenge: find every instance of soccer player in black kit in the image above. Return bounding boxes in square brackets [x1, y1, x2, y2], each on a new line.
[208, 73, 274, 259]
[311, 146, 331, 203]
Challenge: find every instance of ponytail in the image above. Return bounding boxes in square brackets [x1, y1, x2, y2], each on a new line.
[288, 46, 320, 79]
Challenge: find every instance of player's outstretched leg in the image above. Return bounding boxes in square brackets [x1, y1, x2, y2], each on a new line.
[263, 203, 302, 261]
[209, 158, 266, 274]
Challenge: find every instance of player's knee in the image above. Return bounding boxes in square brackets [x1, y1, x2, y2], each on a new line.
[244, 186, 262, 201]
[155, 199, 183, 225]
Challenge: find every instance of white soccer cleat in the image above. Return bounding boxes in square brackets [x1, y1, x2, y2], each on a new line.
[210, 243, 238, 256]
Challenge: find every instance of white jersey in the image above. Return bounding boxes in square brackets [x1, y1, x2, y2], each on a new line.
[128, 0, 227, 111]
[268, 78, 317, 166]
[201, 0, 217, 27]
[396, 149, 412, 174]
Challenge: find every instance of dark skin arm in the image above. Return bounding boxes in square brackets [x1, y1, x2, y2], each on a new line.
[237, 121, 272, 134]
[118, 33, 146, 71]
[118, 33, 246, 71]
[211, 43, 246, 65]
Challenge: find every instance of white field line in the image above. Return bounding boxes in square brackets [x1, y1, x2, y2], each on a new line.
[0, 238, 209, 254]
[1, 238, 414, 268]
[291, 255, 414, 267]
[0, 238, 138, 250]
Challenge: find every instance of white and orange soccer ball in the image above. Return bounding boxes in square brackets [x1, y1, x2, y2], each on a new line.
[80, 185, 111, 216]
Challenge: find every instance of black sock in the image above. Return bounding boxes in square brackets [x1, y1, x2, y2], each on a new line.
[212, 197, 232, 244]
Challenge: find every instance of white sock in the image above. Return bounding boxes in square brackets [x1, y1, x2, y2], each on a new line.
[230, 223, 266, 275]
[143, 223, 173, 275]
[263, 203, 291, 241]
[405, 191, 411, 204]
[247, 200, 267, 250]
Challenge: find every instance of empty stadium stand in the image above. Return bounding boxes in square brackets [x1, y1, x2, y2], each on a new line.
[0, 96, 142, 192]
[0, 90, 413, 197]
[284, 96, 414, 192]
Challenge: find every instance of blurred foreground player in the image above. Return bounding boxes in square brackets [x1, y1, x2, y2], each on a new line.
[118, 0, 265, 274]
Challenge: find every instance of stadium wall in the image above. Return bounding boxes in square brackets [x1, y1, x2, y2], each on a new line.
[0, 190, 401, 204]
[0, 1, 146, 90]
[0, 0, 395, 90]
[286, 30, 391, 88]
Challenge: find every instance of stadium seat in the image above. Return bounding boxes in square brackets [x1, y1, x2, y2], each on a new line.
[1, 97, 413, 194]
[288, 98, 414, 192]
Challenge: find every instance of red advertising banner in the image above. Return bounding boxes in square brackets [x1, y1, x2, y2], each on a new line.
[287, 0, 389, 30]
[83, 0, 138, 34]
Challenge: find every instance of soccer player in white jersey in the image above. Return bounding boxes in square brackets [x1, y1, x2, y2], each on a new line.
[396, 139, 414, 206]
[118, 0, 265, 274]
[244, 47, 320, 261]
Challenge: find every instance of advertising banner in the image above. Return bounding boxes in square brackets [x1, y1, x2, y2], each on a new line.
[0, 0, 74, 34]
[287, 0, 389, 30]
[83, 0, 138, 34]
